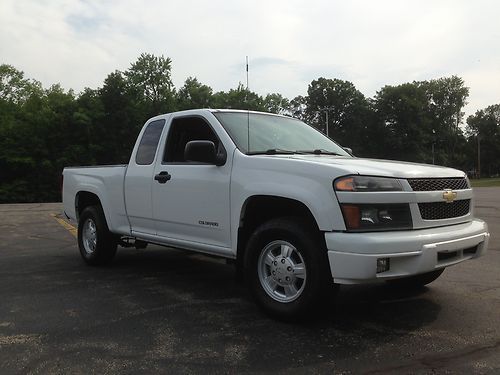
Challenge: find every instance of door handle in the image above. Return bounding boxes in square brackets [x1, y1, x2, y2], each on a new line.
[154, 171, 171, 184]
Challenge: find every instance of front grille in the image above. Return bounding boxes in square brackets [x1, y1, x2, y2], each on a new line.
[419, 199, 470, 220]
[408, 178, 469, 191]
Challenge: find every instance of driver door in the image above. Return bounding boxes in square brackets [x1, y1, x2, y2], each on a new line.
[151, 115, 232, 249]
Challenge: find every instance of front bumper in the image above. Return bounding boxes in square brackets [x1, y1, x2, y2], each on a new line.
[325, 219, 489, 284]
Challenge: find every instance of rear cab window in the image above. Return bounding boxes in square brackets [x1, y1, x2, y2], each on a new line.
[135, 119, 166, 165]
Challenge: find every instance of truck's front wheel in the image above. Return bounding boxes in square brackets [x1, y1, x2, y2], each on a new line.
[244, 217, 333, 320]
[78, 206, 117, 266]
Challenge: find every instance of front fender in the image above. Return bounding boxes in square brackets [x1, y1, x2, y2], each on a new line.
[230, 157, 346, 254]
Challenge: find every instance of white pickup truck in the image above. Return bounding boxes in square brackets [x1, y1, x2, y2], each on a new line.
[63, 109, 489, 319]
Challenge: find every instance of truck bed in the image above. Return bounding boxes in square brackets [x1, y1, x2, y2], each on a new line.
[62, 165, 131, 235]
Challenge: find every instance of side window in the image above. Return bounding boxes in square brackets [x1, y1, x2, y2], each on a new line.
[135, 119, 165, 165]
[164, 116, 221, 163]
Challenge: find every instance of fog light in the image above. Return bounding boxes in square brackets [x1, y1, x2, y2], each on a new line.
[377, 258, 390, 273]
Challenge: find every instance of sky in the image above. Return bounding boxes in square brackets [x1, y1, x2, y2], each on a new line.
[1, 0, 499, 121]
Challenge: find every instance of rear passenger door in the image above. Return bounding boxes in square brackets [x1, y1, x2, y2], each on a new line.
[151, 114, 232, 250]
[125, 118, 166, 235]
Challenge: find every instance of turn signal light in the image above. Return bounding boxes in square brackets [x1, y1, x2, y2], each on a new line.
[335, 177, 355, 191]
[340, 204, 360, 229]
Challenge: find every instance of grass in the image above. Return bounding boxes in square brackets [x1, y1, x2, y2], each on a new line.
[470, 178, 500, 187]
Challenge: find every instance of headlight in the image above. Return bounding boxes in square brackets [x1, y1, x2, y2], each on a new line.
[340, 203, 412, 231]
[334, 175, 403, 192]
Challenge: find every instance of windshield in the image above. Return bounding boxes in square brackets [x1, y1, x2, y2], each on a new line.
[213, 112, 350, 156]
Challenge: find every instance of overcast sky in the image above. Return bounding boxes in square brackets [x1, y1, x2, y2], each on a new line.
[1, 0, 499, 120]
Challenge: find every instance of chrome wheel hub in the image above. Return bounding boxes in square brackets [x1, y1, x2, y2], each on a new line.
[82, 218, 97, 255]
[270, 256, 295, 285]
[258, 240, 307, 303]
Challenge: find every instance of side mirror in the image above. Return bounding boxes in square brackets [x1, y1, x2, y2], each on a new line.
[343, 147, 353, 155]
[185, 141, 226, 166]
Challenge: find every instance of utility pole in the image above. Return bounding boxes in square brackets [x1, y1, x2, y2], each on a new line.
[316, 107, 333, 137]
[477, 133, 481, 178]
[431, 129, 436, 165]
[325, 110, 329, 137]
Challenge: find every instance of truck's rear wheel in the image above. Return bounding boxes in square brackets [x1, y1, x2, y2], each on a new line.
[387, 269, 444, 288]
[78, 206, 117, 265]
[244, 217, 333, 321]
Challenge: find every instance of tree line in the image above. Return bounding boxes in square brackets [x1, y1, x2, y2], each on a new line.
[0, 53, 498, 203]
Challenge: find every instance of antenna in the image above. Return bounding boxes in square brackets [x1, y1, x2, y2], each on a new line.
[246, 56, 249, 91]
[246, 56, 250, 152]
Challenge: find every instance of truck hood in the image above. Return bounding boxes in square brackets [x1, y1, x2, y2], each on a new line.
[273, 155, 465, 178]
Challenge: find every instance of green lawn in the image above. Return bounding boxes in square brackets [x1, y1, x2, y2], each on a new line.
[470, 178, 500, 187]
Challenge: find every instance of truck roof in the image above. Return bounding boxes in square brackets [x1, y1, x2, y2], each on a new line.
[146, 109, 291, 123]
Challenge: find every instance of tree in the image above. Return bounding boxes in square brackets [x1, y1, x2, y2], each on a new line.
[98, 71, 143, 164]
[423, 76, 468, 130]
[176, 77, 213, 110]
[0, 82, 78, 202]
[373, 82, 430, 161]
[420, 76, 469, 166]
[262, 93, 290, 115]
[72, 88, 105, 165]
[212, 83, 264, 111]
[125, 53, 175, 115]
[0, 64, 41, 104]
[0, 58, 480, 203]
[466, 104, 500, 177]
[372, 77, 469, 167]
[288, 95, 307, 120]
[304, 78, 371, 154]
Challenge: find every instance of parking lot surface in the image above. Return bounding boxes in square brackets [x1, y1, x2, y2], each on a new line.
[0, 188, 499, 374]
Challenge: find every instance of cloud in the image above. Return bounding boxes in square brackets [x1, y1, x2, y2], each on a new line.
[1, 0, 499, 120]
[250, 57, 291, 69]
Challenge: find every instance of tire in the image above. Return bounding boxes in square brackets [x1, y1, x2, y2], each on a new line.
[78, 205, 117, 266]
[387, 269, 444, 289]
[244, 217, 334, 321]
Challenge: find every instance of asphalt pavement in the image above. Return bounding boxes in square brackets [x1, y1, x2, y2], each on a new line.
[0, 189, 499, 374]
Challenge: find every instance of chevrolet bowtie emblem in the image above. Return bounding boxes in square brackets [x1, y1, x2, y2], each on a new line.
[443, 189, 457, 203]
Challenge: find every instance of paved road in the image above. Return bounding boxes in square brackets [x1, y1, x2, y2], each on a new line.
[0, 190, 499, 374]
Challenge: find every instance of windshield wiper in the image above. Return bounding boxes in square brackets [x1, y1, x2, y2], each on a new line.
[298, 149, 343, 156]
[248, 149, 299, 155]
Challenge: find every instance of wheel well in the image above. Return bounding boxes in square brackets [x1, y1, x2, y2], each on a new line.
[237, 195, 320, 267]
[75, 191, 102, 221]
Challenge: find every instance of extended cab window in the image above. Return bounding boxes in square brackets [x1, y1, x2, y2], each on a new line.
[135, 119, 165, 165]
[164, 116, 221, 163]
